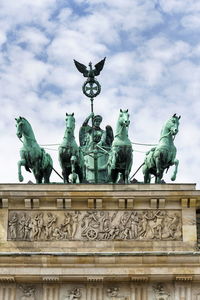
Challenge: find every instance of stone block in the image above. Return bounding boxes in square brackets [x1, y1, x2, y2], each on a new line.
[150, 198, 157, 208]
[118, 198, 125, 209]
[190, 198, 196, 207]
[24, 198, 31, 208]
[127, 198, 134, 208]
[65, 198, 71, 209]
[33, 198, 39, 208]
[88, 198, 94, 208]
[159, 198, 165, 208]
[57, 198, 64, 209]
[2, 198, 8, 208]
[96, 198, 102, 209]
[181, 198, 189, 208]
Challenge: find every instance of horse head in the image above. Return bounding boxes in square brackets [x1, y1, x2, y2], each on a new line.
[167, 113, 181, 137]
[15, 116, 25, 139]
[119, 109, 130, 127]
[65, 113, 75, 134]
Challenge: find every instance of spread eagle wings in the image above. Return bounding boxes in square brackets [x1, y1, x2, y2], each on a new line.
[73, 57, 106, 77]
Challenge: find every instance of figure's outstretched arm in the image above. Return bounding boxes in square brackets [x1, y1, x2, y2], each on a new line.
[82, 112, 94, 126]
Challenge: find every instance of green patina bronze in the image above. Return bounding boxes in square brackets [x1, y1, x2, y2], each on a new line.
[15, 116, 53, 183]
[74, 57, 116, 183]
[142, 114, 180, 183]
[108, 109, 133, 184]
[15, 59, 181, 185]
[79, 112, 114, 183]
[58, 113, 84, 183]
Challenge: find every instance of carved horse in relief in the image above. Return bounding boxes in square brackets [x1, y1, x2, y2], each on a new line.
[142, 114, 180, 183]
[58, 113, 83, 183]
[15, 117, 53, 183]
[108, 109, 133, 183]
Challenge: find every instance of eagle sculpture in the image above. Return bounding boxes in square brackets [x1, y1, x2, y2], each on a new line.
[73, 57, 106, 80]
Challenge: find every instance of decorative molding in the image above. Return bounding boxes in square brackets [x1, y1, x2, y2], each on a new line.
[87, 276, 104, 282]
[7, 209, 182, 242]
[42, 276, 60, 282]
[131, 276, 148, 282]
[0, 276, 15, 282]
[175, 275, 193, 281]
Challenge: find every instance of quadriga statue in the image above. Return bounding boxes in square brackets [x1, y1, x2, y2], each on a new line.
[15, 116, 53, 184]
[142, 114, 180, 183]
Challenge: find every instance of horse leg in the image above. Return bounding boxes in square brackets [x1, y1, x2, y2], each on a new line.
[110, 169, 119, 183]
[171, 158, 179, 181]
[34, 172, 43, 184]
[124, 169, 129, 184]
[143, 165, 151, 183]
[155, 156, 163, 183]
[43, 166, 52, 184]
[18, 159, 26, 182]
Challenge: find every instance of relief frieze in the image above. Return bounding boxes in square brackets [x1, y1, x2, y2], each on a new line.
[7, 210, 182, 241]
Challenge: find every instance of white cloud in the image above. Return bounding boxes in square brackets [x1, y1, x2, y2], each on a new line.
[0, 0, 200, 187]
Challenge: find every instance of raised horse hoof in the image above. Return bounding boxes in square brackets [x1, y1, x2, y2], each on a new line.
[19, 175, 24, 182]
[171, 176, 176, 181]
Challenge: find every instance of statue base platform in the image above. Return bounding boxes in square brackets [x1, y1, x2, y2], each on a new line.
[0, 183, 199, 299]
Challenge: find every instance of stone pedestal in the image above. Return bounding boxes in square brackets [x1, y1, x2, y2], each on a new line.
[0, 183, 200, 299]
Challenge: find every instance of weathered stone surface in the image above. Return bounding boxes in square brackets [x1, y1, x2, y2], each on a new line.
[0, 183, 200, 299]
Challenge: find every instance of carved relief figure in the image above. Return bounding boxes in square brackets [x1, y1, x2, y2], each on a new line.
[65, 288, 81, 300]
[61, 212, 72, 238]
[20, 285, 35, 300]
[130, 212, 139, 239]
[153, 283, 170, 300]
[45, 212, 57, 240]
[19, 213, 31, 240]
[8, 210, 182, 242]
[71, 211, 80, 238]
[30, 213, 44, 240]
[8, 213, 18, 239]
[107, 287, 128, 300]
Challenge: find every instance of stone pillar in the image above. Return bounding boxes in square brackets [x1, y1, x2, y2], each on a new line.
[0, 285, 15, 300]
[135, 285, 142, 300]
[175, 282, 192, 300]
[43, 285, 59, 300]
[130, 284, 136, 300]
[131, 279, 148, 300]
[86, 285, 103, 300]
[96, 285, 103, 300]
[182, 206, 197, 244]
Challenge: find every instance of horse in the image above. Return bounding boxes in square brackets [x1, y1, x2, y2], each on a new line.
[15, 116, 53, 184]
[142, 114, 180, 183]
[58, 113, 83, 183]
[108, 109, 133, 183]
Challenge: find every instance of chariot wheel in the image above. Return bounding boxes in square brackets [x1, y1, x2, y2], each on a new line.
[86, 228, 98, 240]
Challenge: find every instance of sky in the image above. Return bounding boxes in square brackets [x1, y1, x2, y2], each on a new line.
[0, 0, 200, 186]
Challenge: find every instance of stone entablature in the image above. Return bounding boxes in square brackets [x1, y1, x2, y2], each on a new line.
[0, 183, 200, 299]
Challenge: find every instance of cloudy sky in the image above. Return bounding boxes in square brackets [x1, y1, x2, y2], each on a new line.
[0, 0, 200, 186]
